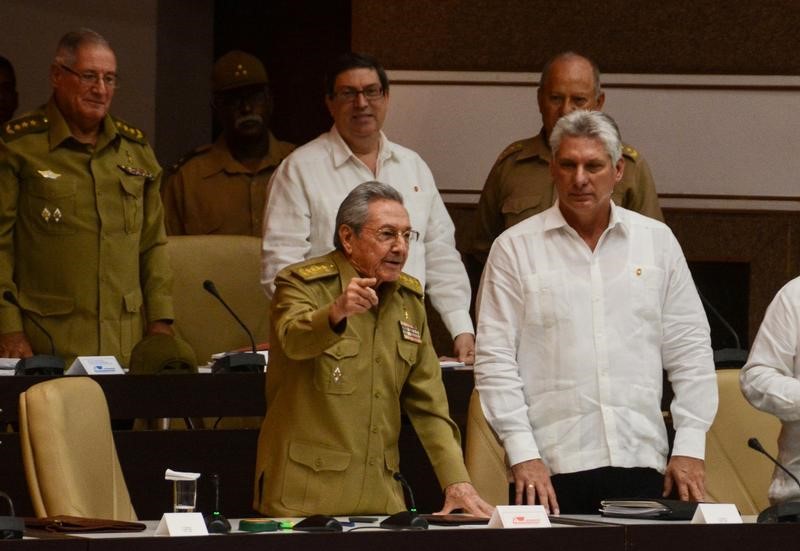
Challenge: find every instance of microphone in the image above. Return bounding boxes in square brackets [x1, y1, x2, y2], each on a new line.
[203, 474, 230, 533]
[202, 280, 265, 373]
[697, 291, 749, 367]
[380, 472, 428, 529]
[2, 291, 64, 376]
[747, 437, 800, 523]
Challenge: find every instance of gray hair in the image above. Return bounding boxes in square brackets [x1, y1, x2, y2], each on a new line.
[54, 28, 112, 67]
[549, 110, 623, 165]
[333, 181, 404, 250]
[539, 52, 603, 101]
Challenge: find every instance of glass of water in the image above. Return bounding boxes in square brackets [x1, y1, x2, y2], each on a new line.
[173, 479, 197, 513]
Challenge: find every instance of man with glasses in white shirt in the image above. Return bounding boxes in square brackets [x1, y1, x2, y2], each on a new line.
[261, 53, 475, 363]
[474, 109, 717, 514]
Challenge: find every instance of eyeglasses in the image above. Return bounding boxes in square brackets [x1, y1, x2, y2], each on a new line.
[59, 64, 119, 89]
[331, 85, 384, 103]
[360, 226, 420, 244]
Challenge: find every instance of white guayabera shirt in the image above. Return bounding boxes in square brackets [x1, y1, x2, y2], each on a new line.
[475, 202, 717, 474]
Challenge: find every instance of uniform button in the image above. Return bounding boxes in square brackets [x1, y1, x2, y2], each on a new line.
[314, 457, 323, 467]
[371, 426, 378, 433]
[375, 358, 381, 365]
[374, 392, 381, 399]
[368, 458, 375, 466]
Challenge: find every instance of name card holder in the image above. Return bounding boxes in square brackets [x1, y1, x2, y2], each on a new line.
[155, 513, 209, 536]
[691, 503, 743, 524]
[488, 505, 551, 528]
[67, 356, 124, 375]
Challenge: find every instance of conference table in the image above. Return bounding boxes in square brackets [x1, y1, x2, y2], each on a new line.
[15, 515, 800, 550]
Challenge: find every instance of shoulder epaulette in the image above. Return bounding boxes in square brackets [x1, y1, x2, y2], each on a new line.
[2, 114, 48, 141]
[622, 144, 640, 162]
[170, 144, 213, 171]
[493, 140, 525, 165]
[293, 261, 339, 282]
[112, 116, 146, 144]
[397, 273, 423, 297]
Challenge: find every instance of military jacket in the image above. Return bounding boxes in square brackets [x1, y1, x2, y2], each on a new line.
[0, 100, 174, 366]
[161, 132, 294, 236]
[254, 250, 469, 516]
[474, 130, 664, 259]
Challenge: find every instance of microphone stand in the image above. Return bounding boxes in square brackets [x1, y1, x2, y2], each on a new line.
[2, 291, 64, 376]
[380, 472, 428, 529]
[202, 280, 266, 373]
[748, 437, 800, 523]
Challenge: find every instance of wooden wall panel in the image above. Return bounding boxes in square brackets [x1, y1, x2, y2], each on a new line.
[352, 0, 800, 75]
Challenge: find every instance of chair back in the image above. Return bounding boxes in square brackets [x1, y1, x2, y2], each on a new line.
[167, 235, 269, 364]
[19, 377, 137, 520]
[464, 388, 511, 505]
[705, 369, 781, 514]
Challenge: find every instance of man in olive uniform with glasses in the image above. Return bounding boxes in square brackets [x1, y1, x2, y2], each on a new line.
[0, 29, 173, 367]
[255, 181, 492, 517]
[161, 50, 294, 236]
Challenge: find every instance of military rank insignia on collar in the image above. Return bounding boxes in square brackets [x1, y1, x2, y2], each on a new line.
[399, 320, 421, 343]
[117, 164, 154, 179]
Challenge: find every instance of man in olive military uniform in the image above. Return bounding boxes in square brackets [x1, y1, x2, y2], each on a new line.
[161, 50, 294, 236]
[254, 181, 492, 517]
[0, 29, 173, 366]
[474, 52, 663, 260]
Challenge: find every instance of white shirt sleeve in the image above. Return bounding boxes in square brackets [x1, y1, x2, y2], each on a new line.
[474, 238, 540, 467]
[418, 164, 474, 338]
[261, 158, 312, 299]
[741, 279, 800, 422]
[660, 233, 718, 459]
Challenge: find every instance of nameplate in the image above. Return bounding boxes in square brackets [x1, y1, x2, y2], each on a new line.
[488, 505, 551, 528]
[67, 356, 125, 375]
[691, 503, 742, 524]
[155, 513, 208, 536]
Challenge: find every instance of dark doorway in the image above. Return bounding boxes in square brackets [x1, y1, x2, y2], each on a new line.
[214, 0, 352, 146]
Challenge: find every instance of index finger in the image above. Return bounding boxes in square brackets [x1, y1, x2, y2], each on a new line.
[351, 277, 378, 288]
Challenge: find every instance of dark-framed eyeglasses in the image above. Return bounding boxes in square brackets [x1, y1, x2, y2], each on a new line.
[331, 85, 384, 103]
[361, 226, 420, 244]
[59, 64, 119, 89]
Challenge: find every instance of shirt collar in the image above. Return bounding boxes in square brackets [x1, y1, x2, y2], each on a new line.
[516, 128, 551, 162]
[543, 199, 628, 236]
[45, 98, 118, 152]
[201, 131, 284, 178]
[329, 125, 393, 169]
[330, 249, 399, 299]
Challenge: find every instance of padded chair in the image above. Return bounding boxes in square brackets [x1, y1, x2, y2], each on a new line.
[166, 235, 270, 365]
[19, 377, 137, 520]
[464, 388, 511, 505]
[704, 368, 781, 515]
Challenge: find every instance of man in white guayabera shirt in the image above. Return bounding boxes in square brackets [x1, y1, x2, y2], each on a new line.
[474, 109, 718, 515]
[261, 52, 475, 363]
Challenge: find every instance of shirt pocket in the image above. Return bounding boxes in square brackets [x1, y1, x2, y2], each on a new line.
[522, 270, 568, 328]
[501, 194, 544, 228]
[629, 264, 665, 322]
[394, 340, 418, 394]
[281, 440, 351, 514]
[314, 337, 361, 395]
[119, 177, 145, 234]
[22, 178, 77, 235]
